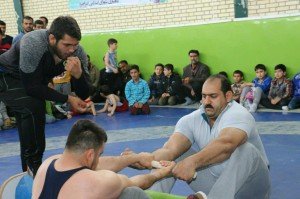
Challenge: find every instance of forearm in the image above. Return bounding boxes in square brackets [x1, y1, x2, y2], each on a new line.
[191, 139, 235, 169]
[129, 173, 159, 190]
[97, 154, 140, 172]
[152, 148, 176, 161]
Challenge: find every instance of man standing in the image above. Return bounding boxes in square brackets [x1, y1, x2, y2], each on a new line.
[12, 16, 34, 44]
[0, 16, 91, 175]
[0, 20, 13, 54]
[32, 119, 175, 199]
[39, 16, 49, 29]
[182, 49, 210, 105]
[33, 20, 45, 30]
[124, 75, 270, 199]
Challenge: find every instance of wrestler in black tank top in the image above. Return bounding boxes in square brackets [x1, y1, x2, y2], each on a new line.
[39, 159, 88, 199]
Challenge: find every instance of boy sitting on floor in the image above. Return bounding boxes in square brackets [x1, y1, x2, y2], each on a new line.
[125, 65, 150, 115]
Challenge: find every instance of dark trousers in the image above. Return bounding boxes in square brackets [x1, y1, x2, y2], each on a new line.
[0, 73, 45, 175]
[129, 104, 150, 115]
[183, 81, 203, 102]
[260, 95, 290, 110]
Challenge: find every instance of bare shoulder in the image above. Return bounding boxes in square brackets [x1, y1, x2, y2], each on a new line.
[62, 169, 125, 198]
[113, 94, 120, 101]
[32, 155, 62, 199]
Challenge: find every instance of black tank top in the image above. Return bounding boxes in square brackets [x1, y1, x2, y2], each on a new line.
[39, 159, 88, 199]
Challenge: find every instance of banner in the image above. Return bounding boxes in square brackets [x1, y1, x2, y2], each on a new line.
[69, 0, 167, 10]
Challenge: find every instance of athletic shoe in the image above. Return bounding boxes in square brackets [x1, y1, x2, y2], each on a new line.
[186, 191, 207, 199]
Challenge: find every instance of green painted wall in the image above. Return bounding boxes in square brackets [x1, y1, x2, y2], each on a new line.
[80, 16, 300, 82]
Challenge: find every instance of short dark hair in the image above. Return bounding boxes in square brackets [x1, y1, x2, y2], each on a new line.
[233, 70, 244, 77]
[206, 74, 232, 95]
[155, 63, 164, 68]
[39, 16, 48, 24]
[164, 64, 174, 72]
[22, 16, 33, 23]
[107, 38, 118, 46]
[188, 49, 200, 56]
[0, 20, 6, 26]
[218, 71, 228, 78]
[66, 119, 107, 153]
[130, 64, 140, 72]
[34, 19, 44, 26]
[254, 64, 266, 71]
[119, 60, 128, 65]
[49, 16, 81, 41]
[99, 85, 112, 96]
[274, 64, 286, 72]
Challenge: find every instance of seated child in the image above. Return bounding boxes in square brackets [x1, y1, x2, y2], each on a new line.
[158, 64, 183, 106]
[125, 65, 150, 115]
[148, 63, 164, 105]
[231, 70, 244, 102]
[260, 64, 292, 110]
[97, 85, 128, 116]
[104, 38, 119, 74]
[287, 72, 300, 110]
[240, 64, 272, 112]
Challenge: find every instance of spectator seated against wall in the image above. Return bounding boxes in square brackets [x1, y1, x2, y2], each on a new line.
[182, 49, 210, 105]
[87, 54, 100, 92]
[158, 64, 184, 106]
[125, 65, 150, 115]
[231, 70, 244, 103]
[260, 64, 292, 110]
[118, 60, 131, 97]
[240, 64, 272, 112]
[97, 85, 128, 116]
[148, 63, 164, 105]
[286, 72, 300, 110]
[90, 57, 121, 103]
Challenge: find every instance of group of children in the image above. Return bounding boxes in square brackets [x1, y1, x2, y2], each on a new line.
[230, 64, 300, 112]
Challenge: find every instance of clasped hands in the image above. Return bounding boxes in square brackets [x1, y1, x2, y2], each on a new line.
[121, 148, 197, 182]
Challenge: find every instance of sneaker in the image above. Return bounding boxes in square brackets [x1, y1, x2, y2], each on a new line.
[282, 106, 289, 111]
[186, 191, 207, 199]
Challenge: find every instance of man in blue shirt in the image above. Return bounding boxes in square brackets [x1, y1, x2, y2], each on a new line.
[12, 16, 34, 44]
[125, 65, 150, 115]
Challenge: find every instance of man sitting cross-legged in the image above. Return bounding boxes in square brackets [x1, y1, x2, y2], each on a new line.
[32, 119, 175, 199]
[123, 75, 270, 199]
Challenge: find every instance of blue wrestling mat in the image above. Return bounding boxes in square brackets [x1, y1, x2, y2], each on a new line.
[0, 107, 300, 199]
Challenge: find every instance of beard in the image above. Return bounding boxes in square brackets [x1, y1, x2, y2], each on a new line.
[51, 43, 72, 60]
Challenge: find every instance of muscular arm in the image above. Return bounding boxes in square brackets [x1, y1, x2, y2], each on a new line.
[191, 127, 247, 168]
[172, 127, 247, 181]
[152, 132, 192, 161]
[96, 162, 174, 198]
[96, 153, 153, 172]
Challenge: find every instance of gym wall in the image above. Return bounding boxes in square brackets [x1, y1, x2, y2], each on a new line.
[80, 15, 300, 81]
[0, 0, 299, 80]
